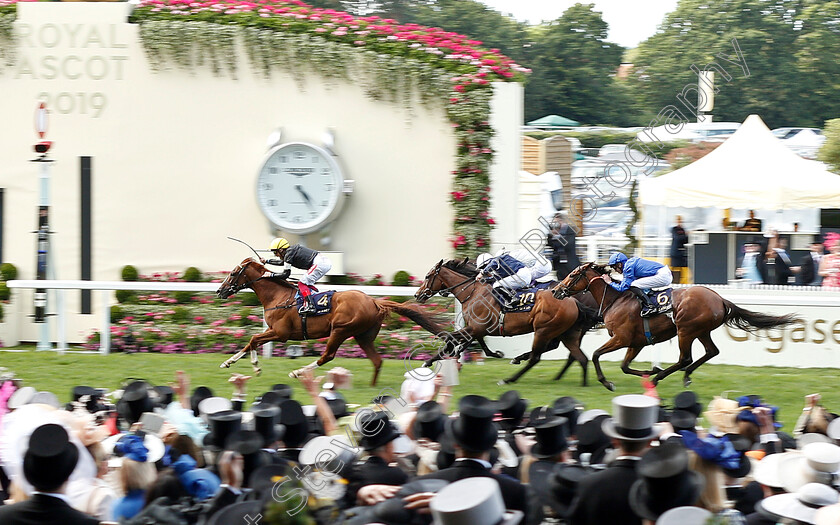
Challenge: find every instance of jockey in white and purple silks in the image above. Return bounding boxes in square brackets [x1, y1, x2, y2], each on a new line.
[477, 248, 552, 307]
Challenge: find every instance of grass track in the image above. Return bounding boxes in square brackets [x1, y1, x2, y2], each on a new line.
[1, 348, 836, 431]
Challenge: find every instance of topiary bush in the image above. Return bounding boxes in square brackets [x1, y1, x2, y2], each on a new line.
[0, 262, 17, 281]
[183, 266, 202, 282]
[174, 290, 194, 304]
[115, 290, 137, 303]
[111, 305, 126, 323]
[121, 265, 139, 281]
[391, 270, 411, 286]
[0, 282, 9, 301]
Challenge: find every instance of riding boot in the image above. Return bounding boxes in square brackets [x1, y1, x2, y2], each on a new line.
[494, 286, 517, 309]
[298, 284, 315, 315]
[629, 287, 655, 317]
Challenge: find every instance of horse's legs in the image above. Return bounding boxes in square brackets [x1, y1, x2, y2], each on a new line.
[476, 338, 504, 359]
[354, 327, 383, 387]
[424, 329, 470, 367]
[591, 338, 629, 392]
[511, 351, 531, 365]
[220, 329, 276, 374]
[555, 330, 589, 386]
[289, 328, 352, 379]
[681, 333, 720, 387]
[619, 347, 654, 377]
[652, 331, 696, 385]
[499, 332, 551, 385]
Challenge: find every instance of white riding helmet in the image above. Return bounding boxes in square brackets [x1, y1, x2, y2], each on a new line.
[476, 253, 493, 268]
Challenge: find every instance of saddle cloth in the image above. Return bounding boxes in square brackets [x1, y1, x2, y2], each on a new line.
[646, 287, 673, 315]
[294, 290, 335, 316]
[496, 282, 554, 313]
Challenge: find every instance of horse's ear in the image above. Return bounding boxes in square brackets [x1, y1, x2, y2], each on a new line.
[462, 257, 469, 265]
[436, 259, 443, 268]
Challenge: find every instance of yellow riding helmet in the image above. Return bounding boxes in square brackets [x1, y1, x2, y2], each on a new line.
[270, 238, 290, 251]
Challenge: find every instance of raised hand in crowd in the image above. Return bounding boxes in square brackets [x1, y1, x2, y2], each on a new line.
[356, 484, 400, 505]
[217, 450, 244, 490]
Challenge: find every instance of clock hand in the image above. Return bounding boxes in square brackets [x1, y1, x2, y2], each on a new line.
[295, 184, 314, 209]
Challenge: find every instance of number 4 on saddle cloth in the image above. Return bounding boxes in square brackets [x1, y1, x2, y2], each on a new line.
[295, 290, 336, 316]
[493, 282, 554, 313]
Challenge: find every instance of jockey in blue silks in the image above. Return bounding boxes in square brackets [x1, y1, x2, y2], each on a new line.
[606, 252, 673, 317]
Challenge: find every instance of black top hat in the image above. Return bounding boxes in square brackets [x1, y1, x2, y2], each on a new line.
[669, 409, 697, 433]
[327, 397, 349, 419]
[190, 386, 213, 417]
[545, 463, 593, 517]
[204, 410, 242, 450]
[258, 391, 284, 408]
[448, 395, 498, 453]
[23, 424, 79, 491]
[70, 385, 104, 413]
[437, 431, 456, 470]
[72, 385, 97, 402]
[575, 414, 612, 465]
[225, 430, 269, 487]
[271, 384, 293, 400]
[629, 443, 705, 521]
[360, 411, 400, 451]
[278, 399, 308, 448]
[497, 391, 527, 424]
[552, 396, 581, 435]
[529, 407, 569, 459]
[119, 381, 153, 424]
[152, 385, 175, 408]
[674, 391, 702, 417]
[413, 401, 446, 442]
[253, 406, 284, 448]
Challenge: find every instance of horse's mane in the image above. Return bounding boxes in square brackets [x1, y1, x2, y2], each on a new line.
[442, 258, 479, 277]
[243, 258, 297, 290]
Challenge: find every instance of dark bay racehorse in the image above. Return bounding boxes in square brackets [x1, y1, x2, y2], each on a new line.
[216, 258, 445, 386]
[415, 259, 601, 385]
[552, 262, 800, 390]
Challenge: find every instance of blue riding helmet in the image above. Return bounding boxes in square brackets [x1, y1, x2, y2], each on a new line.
[608, 252, 628, 266]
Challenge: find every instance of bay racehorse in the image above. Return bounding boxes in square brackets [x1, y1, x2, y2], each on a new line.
[415, 258, 601, 385]
[216, 258, 445, 385]
[552, 262, 800, 390]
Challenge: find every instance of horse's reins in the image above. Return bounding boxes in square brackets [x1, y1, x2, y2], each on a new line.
[224, 261, 297, 311]
[424, 266, 478, 302]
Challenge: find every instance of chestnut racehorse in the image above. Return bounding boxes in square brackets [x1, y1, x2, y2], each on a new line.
[415, 259, 601, 385]
[216, 258, 445, 385]
[552, 263, 800, 390]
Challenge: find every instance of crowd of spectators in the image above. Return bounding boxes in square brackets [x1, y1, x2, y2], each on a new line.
[1, 364, 840, 525]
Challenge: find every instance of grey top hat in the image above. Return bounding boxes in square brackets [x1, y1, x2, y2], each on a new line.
[30, 391, 61, 409]
[758, 483, 839, 525]
[7, 386, 36, 409]
[656, 506, 713, 525]
[430, 477, 523, 525]
[602, 395, 659, 442]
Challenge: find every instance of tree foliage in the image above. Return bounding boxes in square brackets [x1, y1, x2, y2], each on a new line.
[818, 119, 840, 174]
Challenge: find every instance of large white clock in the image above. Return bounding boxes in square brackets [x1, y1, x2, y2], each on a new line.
[256, 141, 350, 234]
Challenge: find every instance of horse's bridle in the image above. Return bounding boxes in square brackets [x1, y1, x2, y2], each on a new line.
[418, 264, 477, 302]
[553, 265, 591, 299]
[219, 261, 267, 297]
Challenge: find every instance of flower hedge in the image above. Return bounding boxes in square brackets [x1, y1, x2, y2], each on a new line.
[0, 0, 528, 257]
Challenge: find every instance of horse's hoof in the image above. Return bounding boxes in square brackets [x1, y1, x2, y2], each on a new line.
[219, 362, 230, 369]
[253, 367, 262, 376]
[289, 369, 300, 379]
[497, 379, 508, 386]
[683, 376, 692, 387]
[491, 351, 504, 359]
[652, 365, 664, 374]
[510, 358, 520, 365]
[601, 380, 615, 392]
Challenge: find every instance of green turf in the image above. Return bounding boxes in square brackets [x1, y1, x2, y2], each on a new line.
[1, 347, 835, 431]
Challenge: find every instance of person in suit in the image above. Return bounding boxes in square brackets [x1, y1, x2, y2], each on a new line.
[345, 410, 408, 505]
[765, 238, 793, 285]
[669, 215, 689, 284]
[567, 395, 660, 525]
[414, 395, 532, 521]
[547, 213, 580, 281]
[0, 424, 99, 525]
[739, 210, 763, 232]
[796, 241, 825, 286]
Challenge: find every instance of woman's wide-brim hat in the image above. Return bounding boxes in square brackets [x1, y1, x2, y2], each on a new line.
[656, 506, 713, 525]
[778, 442, 840, 493]
[102, 432, 166, 467]
[753, 450, 799, 489]
[758, 483, 839, 525]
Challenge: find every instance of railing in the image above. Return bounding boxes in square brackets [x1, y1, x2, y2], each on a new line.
[6, 280, 419, 356]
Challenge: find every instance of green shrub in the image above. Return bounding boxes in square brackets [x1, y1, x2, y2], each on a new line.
[0, 263, 17, 281]
[121, 265, 139, 281]
[391, 270, 411, 286]
[0, 302, 5, 322]
[174, 290, 194, 304]
[327, 274, 353, 285]
[115, 290, 136, 303]
[111, 305, 126, 323]
[0, 282, 9, 301]
[241, 292, 261, 306]
[183, 266, 202, 282]
[171, 306, 191, 323]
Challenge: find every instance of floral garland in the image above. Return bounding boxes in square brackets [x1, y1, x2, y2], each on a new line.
[0, 0, 528, 256]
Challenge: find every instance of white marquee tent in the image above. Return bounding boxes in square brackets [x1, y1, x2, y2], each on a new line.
[639, 114, 840, 210]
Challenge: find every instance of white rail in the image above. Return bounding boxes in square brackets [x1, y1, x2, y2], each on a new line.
[6, 280, 419, 356]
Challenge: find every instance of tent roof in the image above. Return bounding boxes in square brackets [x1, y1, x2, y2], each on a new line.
[527, 114, 580, 127]
[639, 115, 840, 209]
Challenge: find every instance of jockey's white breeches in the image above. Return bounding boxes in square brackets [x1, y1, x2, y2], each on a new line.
[631, 266, 673, 290]
[300, 255, 332, 286]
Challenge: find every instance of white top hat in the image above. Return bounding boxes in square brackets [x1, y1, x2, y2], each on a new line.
[656, 506, 713, 525]
[431, 478, 523, 525]
[7, 386, 36, 409]
[198, 397, 232, 422]
[602, 395, 659, 442]
[779, 442, 840, 493]
[761, 483, 839, 524]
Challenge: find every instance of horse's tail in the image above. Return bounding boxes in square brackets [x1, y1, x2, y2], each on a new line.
[374, 299, 449, 336]
[722, 300, 800, 332]
[573, 300, 602, 331]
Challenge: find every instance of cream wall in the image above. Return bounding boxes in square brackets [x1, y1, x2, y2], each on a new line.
[0, 3, 522, 343]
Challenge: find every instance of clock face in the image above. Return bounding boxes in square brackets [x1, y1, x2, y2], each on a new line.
[256, 142, 345, 234]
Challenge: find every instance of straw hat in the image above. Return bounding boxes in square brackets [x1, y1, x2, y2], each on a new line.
[703, 397, 744, 434]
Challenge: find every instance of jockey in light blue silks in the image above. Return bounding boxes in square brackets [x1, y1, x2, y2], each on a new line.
[606, 252, 673, 317]
[476, 248, 552, 307]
